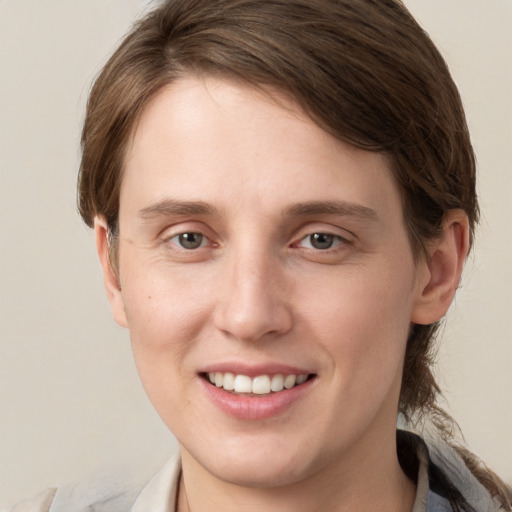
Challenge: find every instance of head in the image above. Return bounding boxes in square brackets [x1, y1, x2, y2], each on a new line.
[78, 0, 477, 424]
[79, 0, 478, 488]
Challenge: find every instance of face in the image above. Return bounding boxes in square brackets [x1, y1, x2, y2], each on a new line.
[101, 76, 434, 488]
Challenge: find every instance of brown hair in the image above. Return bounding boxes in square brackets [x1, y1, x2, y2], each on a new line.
[78, 0, 510, 508]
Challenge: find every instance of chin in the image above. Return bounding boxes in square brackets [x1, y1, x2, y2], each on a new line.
[212, 458, 314, 489]
[183, 433, 326, 489]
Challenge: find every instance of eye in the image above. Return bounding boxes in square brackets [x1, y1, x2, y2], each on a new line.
[299, 233, 342, 250]
[170, 232, 207, 250]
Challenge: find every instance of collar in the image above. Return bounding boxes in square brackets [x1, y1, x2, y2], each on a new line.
[131, 452, 181, 512]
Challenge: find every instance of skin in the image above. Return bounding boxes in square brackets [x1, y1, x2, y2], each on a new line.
[95, 76, 469, 512]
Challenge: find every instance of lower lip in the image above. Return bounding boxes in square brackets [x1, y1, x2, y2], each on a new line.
[200, 377, 315, 420]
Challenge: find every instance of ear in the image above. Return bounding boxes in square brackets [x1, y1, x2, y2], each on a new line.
[94, 216, 128, 328]
[411, 210, 470, 325]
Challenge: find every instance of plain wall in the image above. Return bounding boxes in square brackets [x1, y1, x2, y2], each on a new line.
[0, 0, 510, 507]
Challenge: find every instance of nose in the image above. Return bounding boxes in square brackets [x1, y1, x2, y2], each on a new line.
[213, 247, 293, 343]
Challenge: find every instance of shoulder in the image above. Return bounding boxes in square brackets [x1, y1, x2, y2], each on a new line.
[2, 488, 57, 512]
[425, 436, 506, 512]
[3, 454, 181, 512]
[398, 429, 506, 512]
[2, 480, 142, 512]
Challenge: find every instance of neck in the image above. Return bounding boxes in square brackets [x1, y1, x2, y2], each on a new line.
[176, 431, 416, 512]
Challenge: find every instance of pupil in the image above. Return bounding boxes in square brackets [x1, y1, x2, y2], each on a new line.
[179, 232, 203, 249]
[311, 233, 334, 249]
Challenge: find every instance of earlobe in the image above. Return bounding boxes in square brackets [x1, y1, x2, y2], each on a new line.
[94, 216, 128, 328]
[411, 210, 470, 325]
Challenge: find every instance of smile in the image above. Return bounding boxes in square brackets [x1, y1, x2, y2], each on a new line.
[206, 372, 311, 395]
[200, 370, 316, 420]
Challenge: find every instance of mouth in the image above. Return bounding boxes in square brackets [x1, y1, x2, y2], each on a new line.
[201, 372, 316, 396]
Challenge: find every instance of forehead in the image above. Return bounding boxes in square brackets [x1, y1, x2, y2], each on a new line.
[120, 76, 403, 228]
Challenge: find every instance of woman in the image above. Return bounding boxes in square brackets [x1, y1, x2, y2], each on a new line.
[8, 0, 511, 510]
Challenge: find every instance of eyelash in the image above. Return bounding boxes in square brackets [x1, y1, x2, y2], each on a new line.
[168, 232, 210, 250]
[294, 232, 346, 251]
[164, 230, 350, 254]
[160, 231, 216, 262]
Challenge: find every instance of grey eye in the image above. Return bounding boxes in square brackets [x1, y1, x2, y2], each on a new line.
[308, 233, 335, 250]
[178, 232, 204, 249]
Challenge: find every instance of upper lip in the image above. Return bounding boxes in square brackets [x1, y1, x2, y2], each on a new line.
[199, 362, 315, 378]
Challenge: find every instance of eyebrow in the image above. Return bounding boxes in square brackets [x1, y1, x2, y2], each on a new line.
[138, 199, 219, 220]
[138, 198, 378, 222]
[285, 200, 378, 221]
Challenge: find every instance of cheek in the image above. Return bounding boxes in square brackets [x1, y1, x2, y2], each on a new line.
[300, 262, 415, 381]
[118, 263, 216, 403]
[121, 258, 214, 346]
[120, 272, 212, 426]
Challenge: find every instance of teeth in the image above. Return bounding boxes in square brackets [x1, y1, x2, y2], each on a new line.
[284, 375, 296, 389]
[223, 372, 235, 391]
[207, 372, 309, 394]
[296, 374, 308, 385]
[252, 375, 271, 395]
[233, 374, 252, 393]
[270, 374, 284, 392]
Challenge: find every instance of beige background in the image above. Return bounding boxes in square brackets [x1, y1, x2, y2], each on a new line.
[0, 0, 511, 507]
